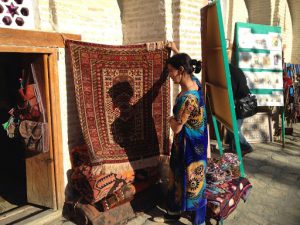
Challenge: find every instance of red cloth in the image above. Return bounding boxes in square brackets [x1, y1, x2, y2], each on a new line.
[283, 76, 293, 89]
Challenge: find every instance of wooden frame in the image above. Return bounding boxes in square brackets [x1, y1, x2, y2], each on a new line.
[201, 0, 246, 177]
[201, 3, 248, 224]
[0, 46, 62, 209]
[0, 28, 81, 209]
[0, 28, 80, 48]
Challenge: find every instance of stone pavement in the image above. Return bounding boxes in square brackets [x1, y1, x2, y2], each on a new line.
[47, 124, 300, 225]
[126, 123, 300, 225]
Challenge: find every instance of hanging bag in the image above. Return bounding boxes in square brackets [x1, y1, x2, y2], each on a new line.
[18, 63, 49, 153]
[16, 68, 41, 120]
[235, 94, 258, 119]
[19, 120, 49, 153]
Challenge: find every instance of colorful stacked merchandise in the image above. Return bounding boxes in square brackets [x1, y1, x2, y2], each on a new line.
[65, 144, 137, 224]
[69, 144, 160, 208]
[2, 63, 49, 155]
[70, 144, 136, 207]
[206, 153, 252, 222]
[284, 63, 300, 123]
[67, 144, 161, 224]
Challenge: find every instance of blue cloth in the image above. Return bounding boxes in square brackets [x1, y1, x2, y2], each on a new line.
[167, 76, 208, 225]
[290, 87, 294, 96]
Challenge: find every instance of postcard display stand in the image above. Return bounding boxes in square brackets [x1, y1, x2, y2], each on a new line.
[234, 22, 285, 144]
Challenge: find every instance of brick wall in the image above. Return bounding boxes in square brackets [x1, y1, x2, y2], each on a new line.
[165, 0, 175, 42]
[36, 0, 123, 44]
[165, 0, 180, 107]
[225, 0, 248, 43]
[271, 0, 293, 63]
[178, 0, 205, 59]
[120, 0, 166, 44]
[288, 0, 300, 64]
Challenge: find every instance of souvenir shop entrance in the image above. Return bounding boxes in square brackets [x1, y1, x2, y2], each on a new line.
[0, 52, 58, 218]
[0, 28, 79, 222]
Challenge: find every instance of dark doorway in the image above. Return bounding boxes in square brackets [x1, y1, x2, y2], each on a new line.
[0, 53, 30, 213]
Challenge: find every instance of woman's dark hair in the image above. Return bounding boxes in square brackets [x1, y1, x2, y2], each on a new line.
[166, 53, 202, 74]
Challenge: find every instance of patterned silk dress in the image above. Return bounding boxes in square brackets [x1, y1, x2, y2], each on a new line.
[167, 76, 208, 224]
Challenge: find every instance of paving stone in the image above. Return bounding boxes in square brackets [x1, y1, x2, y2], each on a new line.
[247, 152, 270, 162]
[282, 148, 300, 156]
[249, 178, 268, 189]
[242, 211, 270, 225]
[253, 172, 273, 184]
[266, 187, 288, 199]
[270, 183, 290, 194]
[297, 189, 300, 198]
[280, 174, 300, 183]
[244, 164, 260, 174]
[270, 154, 290, 164]
[259, 165, 278, 174]
[283, 197, 300, 210]
[283, 206, 300, 218]
[276, 217, 300, 225]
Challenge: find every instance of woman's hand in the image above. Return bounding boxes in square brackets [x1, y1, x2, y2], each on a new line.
[168, 116, 183, 134]
[168, 116, 174, 123]
[166, 41, 179, 54]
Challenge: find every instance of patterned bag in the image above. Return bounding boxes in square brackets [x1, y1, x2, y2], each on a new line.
[235, 94, 258, 119]
[97, 184, 136, 211]
[19, 120, 49, 153]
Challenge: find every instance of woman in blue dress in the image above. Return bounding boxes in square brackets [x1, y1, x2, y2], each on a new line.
[162, 51, 208, 225]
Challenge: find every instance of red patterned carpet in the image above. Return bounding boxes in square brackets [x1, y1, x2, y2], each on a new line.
[67, 40, 170, 173]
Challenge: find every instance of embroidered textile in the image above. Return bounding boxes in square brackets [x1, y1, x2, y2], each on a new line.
[70, 164, 134, 203]
[67, 40, 170, 172]
[206, 177, 252, 221]
[96, 183, 136, 211]
[206, 153, 252, 221]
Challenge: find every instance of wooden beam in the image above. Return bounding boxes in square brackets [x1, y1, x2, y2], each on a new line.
[0, 28, 81, 48]
[43, 54, 58, 209]
[48, 52, 65, 209]
[0, 46, 57, 53]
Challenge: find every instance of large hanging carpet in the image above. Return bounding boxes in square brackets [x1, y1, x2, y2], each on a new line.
[66, 40, 170, 173]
